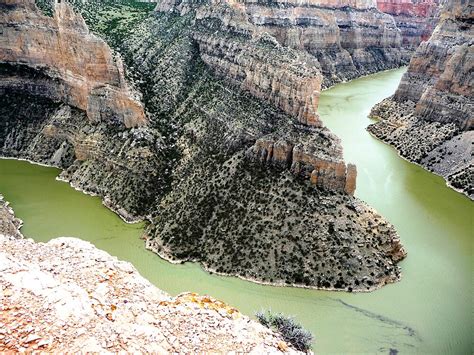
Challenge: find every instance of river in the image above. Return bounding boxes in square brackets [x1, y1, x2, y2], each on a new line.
[0, 68, 472, 353]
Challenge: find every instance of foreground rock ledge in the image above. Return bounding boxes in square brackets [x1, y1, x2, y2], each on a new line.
[0, 234, 300, 353]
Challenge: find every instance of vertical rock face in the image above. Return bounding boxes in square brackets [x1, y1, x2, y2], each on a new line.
[377, 0, 440, 56]
[368, 0, 473, 198]
[0, 0, 146, 128]
[172, 2, 326, 127]
[251, 134, 357, 195]
[159, 0, 405, 88]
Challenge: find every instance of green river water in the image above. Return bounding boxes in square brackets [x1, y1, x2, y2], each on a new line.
[0, 68, 472, 353]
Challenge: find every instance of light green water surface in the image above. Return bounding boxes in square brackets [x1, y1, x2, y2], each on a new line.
[1, 68, 472, 353]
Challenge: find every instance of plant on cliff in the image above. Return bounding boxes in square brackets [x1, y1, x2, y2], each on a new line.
[255, 310, 313, 352]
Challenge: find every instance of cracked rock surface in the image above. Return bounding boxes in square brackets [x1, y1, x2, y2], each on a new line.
[0, 199, 299, 353]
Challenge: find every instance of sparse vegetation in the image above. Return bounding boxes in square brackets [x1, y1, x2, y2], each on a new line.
[255, 310, 313, 352]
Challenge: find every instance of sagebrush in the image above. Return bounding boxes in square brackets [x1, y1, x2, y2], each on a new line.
[255, 309, 313, 352]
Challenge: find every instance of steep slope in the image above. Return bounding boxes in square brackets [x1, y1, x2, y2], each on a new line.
[377, 0, 440, 59]
[0, 0, 406, 291]
[157, 0, 405, 87]
[368, 0, 473, 198]
[0, 0, 146, 127]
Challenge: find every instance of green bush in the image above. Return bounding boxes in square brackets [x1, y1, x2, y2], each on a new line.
[255, 309, 313, 352]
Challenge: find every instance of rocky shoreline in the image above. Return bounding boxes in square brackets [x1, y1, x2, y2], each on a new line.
[368, 99, 473, 199]
[0, 195, 301, 353]
[368, 0, 473, 200]
[0, 0, 408, 292]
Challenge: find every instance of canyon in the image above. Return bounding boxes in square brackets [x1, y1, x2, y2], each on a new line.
[377, 0, 439, 58]
[369, 0, 473, 198]
[159, 0, 407, 87]
[1, 0, 472, 352]
[0, 0, 407, 291]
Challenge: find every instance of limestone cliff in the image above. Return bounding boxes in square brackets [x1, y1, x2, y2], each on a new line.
[0, 0, 146, 128]
[368, 0, 473, 198]
[0, 199, 299, 353]
[0, 0, 406, 291]
[158, 0, 405, 87]
[377, 0, 440, 58]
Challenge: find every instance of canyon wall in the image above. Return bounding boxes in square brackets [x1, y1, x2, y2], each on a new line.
[0, 0, 146, 128]
[377, 0, 439, 57]
[159, 0, 405, 87]
[0, 0, 406, 291]
[369, 0, 473, 198]
[0, 198, 298, 353]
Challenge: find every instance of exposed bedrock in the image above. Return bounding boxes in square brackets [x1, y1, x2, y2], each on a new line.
[0, 202, 300, 353]
[250, 134, 357, 195]
[377, 0, 440, 57]
[0, 0, 406, 290]
[0, 0, 146, 128]
[186, 3, 325, 127]
[159, 0, 405, 88]
[368, 0, 473, 198]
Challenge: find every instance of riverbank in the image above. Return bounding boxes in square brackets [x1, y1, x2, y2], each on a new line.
[0, 69, 472, 353]
[368, 99, 473, 200]
[0, 196, 299, 353]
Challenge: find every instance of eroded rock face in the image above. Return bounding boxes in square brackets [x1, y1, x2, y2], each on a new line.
[368, 0, 473, 198]
[0, 206, 299, 353]
[0, 0, 146, 128]
[159, 0, 405, 88]
[250, 133, 357, 195]
[182, 2, 325, 126]
[0, 0, 406, 291]
[377, 0, 439, 56]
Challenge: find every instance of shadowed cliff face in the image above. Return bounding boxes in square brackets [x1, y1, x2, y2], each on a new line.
[0, 0, 406, 291]
[0, 0, 146, 128]
[158, 0, 405, 87]
[369, 0, 473, 198]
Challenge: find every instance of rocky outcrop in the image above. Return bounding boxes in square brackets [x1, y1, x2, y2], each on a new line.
[368, 0, 473, 198]
[250, 133, 357, 195]
[159, 1, 325, 126]
[0, 203, 299, 353]
[0, 0, 406, 291]
[377, 0, 439, 57]
[0, 0, 146, 128]
[0, 195, 23, 239]
[159, 0, 405, 88]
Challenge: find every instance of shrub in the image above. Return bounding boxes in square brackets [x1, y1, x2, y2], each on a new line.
[255, 310, 313, 352]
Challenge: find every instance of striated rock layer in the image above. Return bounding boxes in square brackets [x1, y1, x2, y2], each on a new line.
[0, 200, 299, 353]
[0, 0, 406, 291]
[368, 0, 473, 198]
[0, 0, 146, 128]
[159, 0, 405, 88]
[377, 0, 440, 58]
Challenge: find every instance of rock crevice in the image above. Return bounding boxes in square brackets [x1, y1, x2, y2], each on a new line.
[0, 0, 146, 128]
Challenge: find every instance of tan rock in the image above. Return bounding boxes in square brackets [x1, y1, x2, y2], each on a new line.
[0, 0, 146, 128]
